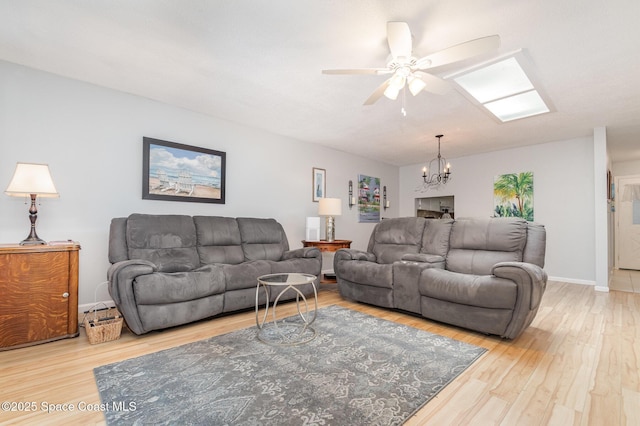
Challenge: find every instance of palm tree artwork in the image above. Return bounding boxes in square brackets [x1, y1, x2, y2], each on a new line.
[493, 172, 534, 221]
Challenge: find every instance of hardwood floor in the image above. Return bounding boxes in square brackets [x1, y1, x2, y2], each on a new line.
[1, 281, 639, 425]
[610, 268, 640, 294]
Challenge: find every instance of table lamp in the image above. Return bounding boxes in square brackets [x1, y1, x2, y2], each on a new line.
[5, 162, 59, 245]
[318, 197, 342, 242]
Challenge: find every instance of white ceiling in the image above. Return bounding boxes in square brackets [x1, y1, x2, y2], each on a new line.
[1, 0, 639, 166]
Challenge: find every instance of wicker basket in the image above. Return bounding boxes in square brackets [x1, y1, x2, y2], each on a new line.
[84, 305, 123, 345]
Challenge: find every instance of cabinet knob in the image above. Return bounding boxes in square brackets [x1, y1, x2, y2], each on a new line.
[62, 292, 70, 298]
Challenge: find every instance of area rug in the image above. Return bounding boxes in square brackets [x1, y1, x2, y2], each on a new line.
[94, 305, 486, 425]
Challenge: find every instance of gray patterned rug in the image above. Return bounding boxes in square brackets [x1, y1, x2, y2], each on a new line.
[94, 305, 486, 425]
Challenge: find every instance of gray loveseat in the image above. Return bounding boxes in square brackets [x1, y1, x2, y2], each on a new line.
[108, 214, 321, 335]
[334, 217, 547, 339]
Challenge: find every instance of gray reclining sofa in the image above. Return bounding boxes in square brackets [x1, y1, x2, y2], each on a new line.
[334, 216, 547, 339]
[108, 214, 321, 334]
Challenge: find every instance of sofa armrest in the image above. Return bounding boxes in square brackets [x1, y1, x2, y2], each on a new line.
[491, 261, 547, 309]
[491, 261, 548, 339]
[401, 253, 445, 264]
[107, 259, 157, 335]
[334, 248, 376, 263]
[282, 247, 321, 260]
[107, 259, 157, 285]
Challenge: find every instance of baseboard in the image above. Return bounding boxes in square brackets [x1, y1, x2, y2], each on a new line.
[548, 276, 611, 292]
[547, 276, 596, 286]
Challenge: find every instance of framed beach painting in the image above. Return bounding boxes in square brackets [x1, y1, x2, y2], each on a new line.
[312, 167, 326, 202]
[357, 174, 381, 223]
[493, 171, 533, 221]
[142, 137, 226, 204]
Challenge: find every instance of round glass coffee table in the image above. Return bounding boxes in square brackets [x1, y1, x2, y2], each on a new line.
[255, 273, 318, 345]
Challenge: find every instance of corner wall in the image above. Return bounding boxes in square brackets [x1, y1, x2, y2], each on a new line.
[0, 60, 399, 305]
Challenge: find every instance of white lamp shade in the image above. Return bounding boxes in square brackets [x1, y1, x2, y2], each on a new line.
[318, 197, 342, 216]
[5, 162, 59, 197]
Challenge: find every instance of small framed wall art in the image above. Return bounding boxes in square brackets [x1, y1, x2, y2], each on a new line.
[312, 167, 326, 202]
[357, 174, 381, 223]
[142, 137, 226, 204]
[493, 171, 533, 221]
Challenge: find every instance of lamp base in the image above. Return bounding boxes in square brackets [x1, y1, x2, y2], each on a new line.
[20, 236, 47, 246]
[21, 194, 46, 245]
[325, 216, 336, 242]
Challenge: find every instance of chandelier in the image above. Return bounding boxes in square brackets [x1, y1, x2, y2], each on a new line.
[421, 134, 451, 188]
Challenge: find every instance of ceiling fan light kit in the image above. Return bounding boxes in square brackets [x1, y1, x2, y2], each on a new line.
[322, 21, 500, 112]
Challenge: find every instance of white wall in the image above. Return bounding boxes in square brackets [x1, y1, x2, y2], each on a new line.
[0, 60, 398, 305]
[399, 137, 596, 283]
[613, 160, 640, 177]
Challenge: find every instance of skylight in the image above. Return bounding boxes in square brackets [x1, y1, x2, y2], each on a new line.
[449, 52, 551, 122]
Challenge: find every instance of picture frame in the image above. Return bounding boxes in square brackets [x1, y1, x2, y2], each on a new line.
[142, 137, 226, 204]
[493, 172, 533, 221]
[312, 167, 326, 202]
[357, 174, 381, 223]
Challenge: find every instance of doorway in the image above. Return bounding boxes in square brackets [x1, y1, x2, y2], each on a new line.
[615, 174, 640, 270]
[415, 196, 454, 218]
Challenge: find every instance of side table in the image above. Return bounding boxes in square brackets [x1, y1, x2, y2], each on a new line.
[255, 273, 318, 345]
[302, 239, 351, 282]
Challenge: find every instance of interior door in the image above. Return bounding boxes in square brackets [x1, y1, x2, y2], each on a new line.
[616, 175, 640, 270]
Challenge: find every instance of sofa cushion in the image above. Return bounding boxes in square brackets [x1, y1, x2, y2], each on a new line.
[222, 260, 272, 291]
[126, 214, 200, 272]
[237, 218, 289, 261]
[133, 265, 225, 305]
[270, 257, 320, 276]
[420, 268, 517, 309]
[368, 217, 426, 264]
[194, 216, 244, 265]
[108, 217, 129, 263]
[446, 217, 527, 275]
[523, 222, 546, 268]
[420, 219, 454, 256]
[336, 261, 393, 289]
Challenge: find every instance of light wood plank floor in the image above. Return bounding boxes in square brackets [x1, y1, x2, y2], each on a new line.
[1, 281, 639, 425]
[610, 269, 640, 294]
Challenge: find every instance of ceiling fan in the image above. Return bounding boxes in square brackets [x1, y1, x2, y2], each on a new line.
[322, 22, 500, 106]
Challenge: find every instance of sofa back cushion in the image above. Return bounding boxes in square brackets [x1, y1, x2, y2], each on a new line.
[193, 216, 244, 265]
[420, 219, 454, 256]
[126, 214, 200, 272]
[367, 217, 426, 264]
[237, 217, 289, 261]
[523, 222, 546, 268]
[446, 217, 527, 275]
[108, 217, 129, 264]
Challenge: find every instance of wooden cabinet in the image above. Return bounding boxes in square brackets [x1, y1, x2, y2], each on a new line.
[0, 243, 80, 350]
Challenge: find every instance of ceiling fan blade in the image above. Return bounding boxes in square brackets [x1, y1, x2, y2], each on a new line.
[322, 68, 391, 75]
[387, 21, 412, 59]
[363, 79, 392, 105]
[415, 35, 500, 69]
[411, 71, 451, 95]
